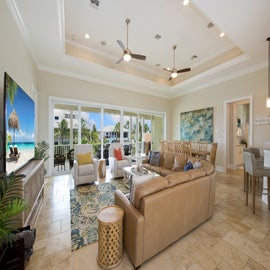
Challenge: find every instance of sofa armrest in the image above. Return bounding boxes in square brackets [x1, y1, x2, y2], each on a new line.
[108, 157, 117, 177]
[114, 190, 144, 268]
[93, 158, 99, 179]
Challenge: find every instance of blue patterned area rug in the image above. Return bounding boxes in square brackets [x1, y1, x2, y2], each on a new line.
[70, 179, 129, 251]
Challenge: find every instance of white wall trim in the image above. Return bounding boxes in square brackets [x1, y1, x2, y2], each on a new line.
[224, 95, 253, 172]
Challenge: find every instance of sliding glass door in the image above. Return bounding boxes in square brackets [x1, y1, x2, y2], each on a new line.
[51, 99, 165, 175]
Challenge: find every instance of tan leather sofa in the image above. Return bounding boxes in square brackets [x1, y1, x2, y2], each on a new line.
[114, 157, 216, 269]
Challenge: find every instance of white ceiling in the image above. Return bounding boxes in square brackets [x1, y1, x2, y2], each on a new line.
[6, 0, 270, 98]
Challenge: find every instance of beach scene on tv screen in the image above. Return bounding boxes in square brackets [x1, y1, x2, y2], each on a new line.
[5, 74, 35, 174]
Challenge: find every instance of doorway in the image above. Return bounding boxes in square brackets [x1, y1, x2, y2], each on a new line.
[225, 96, 253, 171]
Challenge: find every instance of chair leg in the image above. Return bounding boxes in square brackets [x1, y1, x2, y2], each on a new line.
[252, 176, 256, 214]
[246, 173, 249, 206]
[243, 166, 246, 192]
[267, 176, 270, 210]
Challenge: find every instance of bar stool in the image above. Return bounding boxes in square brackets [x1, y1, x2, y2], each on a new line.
[243, 152, 270, 214]
[243, 147, 264, 192]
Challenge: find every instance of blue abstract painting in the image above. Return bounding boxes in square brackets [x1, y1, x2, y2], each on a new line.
[180, 107, 213, 143]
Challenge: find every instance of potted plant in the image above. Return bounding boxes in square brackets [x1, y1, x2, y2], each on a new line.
[34, 140, 49, 161]
[0, 172, 27, 246]
[0, 172, 27, 266]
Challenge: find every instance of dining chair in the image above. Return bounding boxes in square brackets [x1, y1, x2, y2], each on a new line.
[243, 151, 270, 214]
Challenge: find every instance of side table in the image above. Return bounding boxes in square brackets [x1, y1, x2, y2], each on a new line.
[97, 205, 124, 269]
[99, 159, 106, 178]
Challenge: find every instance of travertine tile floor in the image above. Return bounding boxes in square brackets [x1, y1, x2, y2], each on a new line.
[26, 169, 270, 270]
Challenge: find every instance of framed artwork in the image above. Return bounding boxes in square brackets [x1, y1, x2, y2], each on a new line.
[180, 107, 213, 143]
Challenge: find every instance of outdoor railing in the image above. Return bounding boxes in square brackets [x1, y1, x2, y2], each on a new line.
[54, 144, 71, 157]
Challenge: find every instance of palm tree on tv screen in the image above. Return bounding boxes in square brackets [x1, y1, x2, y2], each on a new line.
[8, 109, 20, 145]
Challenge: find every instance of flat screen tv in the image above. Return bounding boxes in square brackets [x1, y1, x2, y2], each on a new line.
[3, 72, 35, 175]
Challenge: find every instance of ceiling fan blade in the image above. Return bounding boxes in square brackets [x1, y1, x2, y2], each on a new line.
[177, 68, 191, 73]
[116, 56, 123, 64]
[163, 68, 172, 73]
[131, 53, 146, 61]
[116, 40, 125, 51]
[168, 76, 172, 81]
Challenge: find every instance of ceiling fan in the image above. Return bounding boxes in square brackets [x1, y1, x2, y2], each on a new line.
[116, 18, 146, 64]
[163, 45, 191, 80]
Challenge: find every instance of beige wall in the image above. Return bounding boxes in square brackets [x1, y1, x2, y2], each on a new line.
[37, 71, 172, 142]
[171, 68, 270, 171]
[0, 1, 37, 102]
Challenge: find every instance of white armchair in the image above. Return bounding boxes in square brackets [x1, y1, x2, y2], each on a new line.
[109, 143, 132, 178]
[73, 144, 98, 186]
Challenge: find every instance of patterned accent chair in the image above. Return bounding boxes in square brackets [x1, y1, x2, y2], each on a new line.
[109, 143, 132, 178]
[73, 144, 98, 186]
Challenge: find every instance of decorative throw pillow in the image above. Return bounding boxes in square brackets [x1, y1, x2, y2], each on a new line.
[149, 151, 160, 166]
[193, 161, 202, 169]
[77, 152, 93, 165]
[114, 148, 123, 160]
[173, 155, 188, 171]
[148, 150, 153, 162]
[184, 160, 193, 171]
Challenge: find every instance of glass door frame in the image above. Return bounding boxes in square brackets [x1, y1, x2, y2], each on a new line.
[48, 96, 166, 176]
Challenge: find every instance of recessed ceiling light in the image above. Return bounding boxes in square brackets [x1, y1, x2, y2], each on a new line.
[155, 34, 162, 40]
[207, 22, 214, 28]
[85, 33, 90, 39]
[183, 0, 190, 6]
[191, 55, 198, 60]
[101, 40, 106, 46]
[219, 32, 225, 38]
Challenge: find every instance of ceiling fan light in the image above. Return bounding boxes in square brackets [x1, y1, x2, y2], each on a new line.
[219, 32, 225, 38]
[266, 97, 270, 108]
[183, 0, 190, 6]
[124, 53, 131, 62]
[171, 72, 177, 78]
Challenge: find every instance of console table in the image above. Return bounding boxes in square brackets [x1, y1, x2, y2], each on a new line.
[16, 159, 44, 227]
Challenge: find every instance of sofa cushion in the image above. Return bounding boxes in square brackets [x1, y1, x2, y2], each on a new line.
[130, 173, 154, 203]
[149, 166, 164, 175]
[173, 155, 188, 171]
[133, 176, 169, 209]
[166, 171, 191, 187]
[149, 151, 160, 166]
[159, 152, 164, 167]
[117, 159, 130, 169]
[160, 169, 176, 177]
[78, 163, 95, 176]
[143, 163, 152, 170]
[186, 168, 206, 179]
[200, 160, 214, 175]
[163, 152, 175, 169]
[77, 152, 93, 165]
